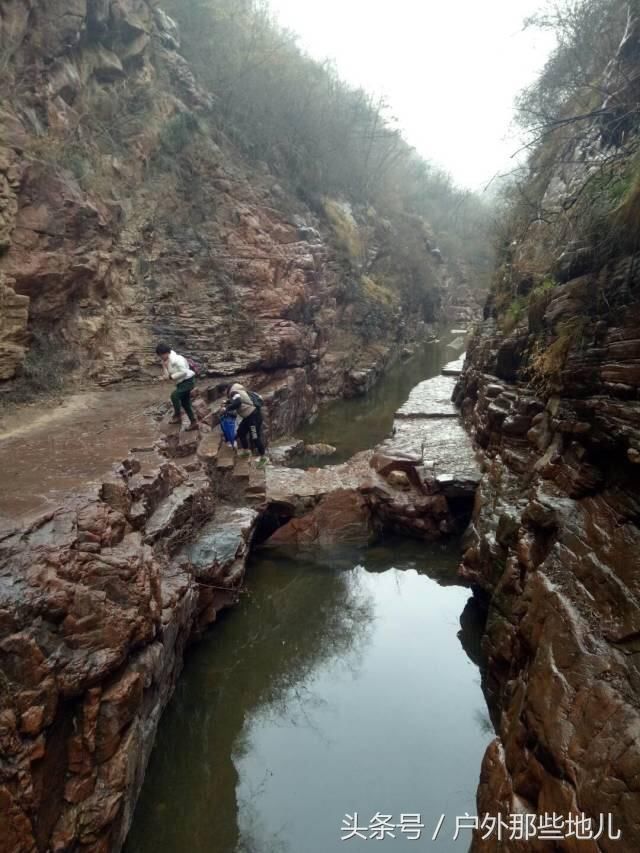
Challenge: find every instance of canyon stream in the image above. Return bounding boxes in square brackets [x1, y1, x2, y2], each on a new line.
[125, 339, 493, 853]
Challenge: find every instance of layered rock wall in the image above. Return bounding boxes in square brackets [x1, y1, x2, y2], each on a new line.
[453, 12, 640, 844]
[0, 0, 455, 417]
[455, 257, 640, 853]
[0, 446, 257, 853]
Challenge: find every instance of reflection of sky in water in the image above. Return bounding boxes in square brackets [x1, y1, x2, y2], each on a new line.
[294, 339, 458, 466]
[125, 542, 491, 853]
[235, 562, 491, 853]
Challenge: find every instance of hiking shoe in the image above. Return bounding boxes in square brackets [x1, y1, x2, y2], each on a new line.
[256, 456, 269, 468]
[237, 449, 251, 458]
[185, 422, 200, 432]
[169, 416, 182, 425]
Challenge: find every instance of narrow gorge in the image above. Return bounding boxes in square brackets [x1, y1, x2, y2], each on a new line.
[1, 336, 488, 852]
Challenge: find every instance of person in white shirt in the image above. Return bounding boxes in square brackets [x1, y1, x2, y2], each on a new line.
[156, 343, 199, 431]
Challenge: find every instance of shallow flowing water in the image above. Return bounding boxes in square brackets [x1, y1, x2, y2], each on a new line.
[126, 539, 491, 853]
[294, 337, 460, 466]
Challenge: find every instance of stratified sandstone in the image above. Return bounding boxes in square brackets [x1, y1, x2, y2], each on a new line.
[455, 261, 640, 853]
[0, 443, 257, 853]
[452, 11, 640, 842]
[0, 0, 459, 406]
[0, 277, 29, 380]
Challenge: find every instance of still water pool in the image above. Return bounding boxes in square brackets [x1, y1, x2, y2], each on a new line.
[126, 538, 491, 853]
[294, 340, 451, 466]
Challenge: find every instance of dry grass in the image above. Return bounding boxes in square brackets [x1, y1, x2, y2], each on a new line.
[499, 296, 527, 335]
[322, 198, 364, 264]
[531, 316, 588, 389]
[2, 330, 79, 404]
[360, 274, 397, 308]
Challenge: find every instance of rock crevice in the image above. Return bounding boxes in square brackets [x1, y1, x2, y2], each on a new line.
[454, 252, 640, 850]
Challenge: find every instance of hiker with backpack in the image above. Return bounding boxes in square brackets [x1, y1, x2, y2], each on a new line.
[223, 382, 267, 465]
[156, 343, 200, 431]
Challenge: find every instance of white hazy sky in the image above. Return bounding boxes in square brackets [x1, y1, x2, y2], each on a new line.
[267, 0, 556, 191]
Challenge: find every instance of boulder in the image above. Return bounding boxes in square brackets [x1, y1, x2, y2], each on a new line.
[304, 442, 337, 456]
[84, 45, 125, 82]
[153, 8, 180, 48]
[268, 439, 304, 465]
[386, 470, 411, 489]
[264, 489, 373, 547]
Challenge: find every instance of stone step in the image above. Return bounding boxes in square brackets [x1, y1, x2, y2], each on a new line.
[233, 457, 252, 482]
[248, 465, 266, 488]
[163, 428, 201, 459]
[216, 442, 236, 471]
[197, 429, 222, 465]
[101, 458, 186, 529]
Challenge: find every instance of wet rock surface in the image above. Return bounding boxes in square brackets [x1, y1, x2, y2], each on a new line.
[0, 412, 262, 851]
[455, 257, 640, 849]
[395, 374, 460, 418]
[441, 353, 466, 376]
[264, 369, 480, 544]
[0, 352, 484, 851]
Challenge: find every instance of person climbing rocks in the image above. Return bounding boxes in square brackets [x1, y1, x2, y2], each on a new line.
[156, 343, 199, 431]
[223, 382, 267, 465]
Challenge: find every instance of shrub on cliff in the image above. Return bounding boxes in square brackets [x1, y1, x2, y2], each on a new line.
[490, 0, 640, 337]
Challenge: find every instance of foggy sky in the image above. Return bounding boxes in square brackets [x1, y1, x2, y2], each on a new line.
[268, 0, 556, 191]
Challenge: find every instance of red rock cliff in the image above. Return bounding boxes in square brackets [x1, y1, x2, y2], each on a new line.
[0, 0, 459, 409]
[454, 9, 640, 849]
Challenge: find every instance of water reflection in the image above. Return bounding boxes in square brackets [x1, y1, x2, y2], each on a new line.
[294, 341, 450, 466]
[126, 539, 491, 853]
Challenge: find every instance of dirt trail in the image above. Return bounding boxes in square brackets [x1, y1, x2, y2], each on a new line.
[0, 384, 165, 526]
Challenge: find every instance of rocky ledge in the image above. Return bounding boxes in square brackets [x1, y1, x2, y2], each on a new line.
[0, 362, 480, 852]
[0, 445, 257, 853]
[454, 267, 640, 851]
[263, 361, 480, 546]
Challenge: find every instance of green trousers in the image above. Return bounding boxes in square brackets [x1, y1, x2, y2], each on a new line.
[171, 377, 196, 422]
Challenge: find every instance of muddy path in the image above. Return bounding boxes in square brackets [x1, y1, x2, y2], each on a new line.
[0, 385, 163, 526]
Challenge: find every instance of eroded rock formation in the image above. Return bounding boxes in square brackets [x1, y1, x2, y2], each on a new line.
[455, 190, 640, 853]
[0, 0, 459, 412]
[0, 363, 482, 851]
[0, 442, 256, 852]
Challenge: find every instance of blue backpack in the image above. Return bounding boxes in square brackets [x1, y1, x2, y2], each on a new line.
[220, 413, 237, 444]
